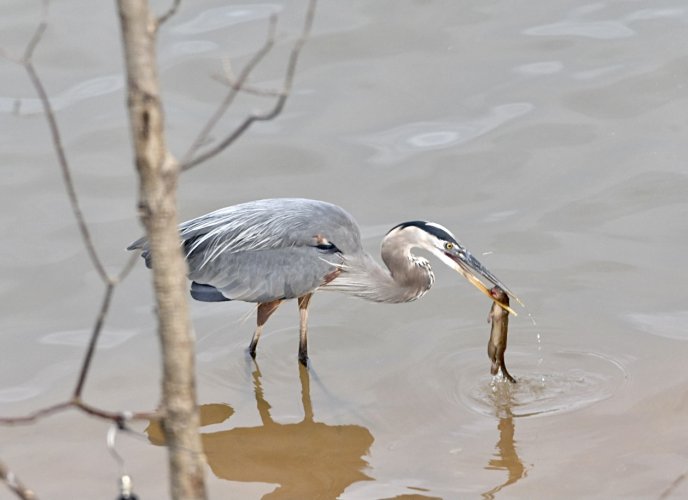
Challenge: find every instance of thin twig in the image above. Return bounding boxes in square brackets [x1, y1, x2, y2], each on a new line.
[73, 400, 159, 423]
[181, 13, 278, 166]
[19, 3, 109, 283]
[0, 460, 36, 500]
[211, 71, 283, 98]
[181, 0, 317, 171]
[659, 471, 688, 500]
[116, 250, 141, 283]
[0, 0, 156, 436]
[157, 0, 181, 28]
[72, 252, 139, 399]
[21, 4, 47, 63]
[0, 402, 72, 425]
[73, 283, 114, 398]
[0, 399, 158, 426]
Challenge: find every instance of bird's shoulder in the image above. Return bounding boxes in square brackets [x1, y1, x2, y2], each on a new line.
[181, 198, 363, 258]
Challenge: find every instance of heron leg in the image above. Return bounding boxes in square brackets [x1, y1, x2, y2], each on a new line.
[249, 300, 282, 359]
[297, 293, 313, 366]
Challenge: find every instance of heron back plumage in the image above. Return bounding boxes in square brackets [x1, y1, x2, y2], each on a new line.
[128, 198, 361, 302]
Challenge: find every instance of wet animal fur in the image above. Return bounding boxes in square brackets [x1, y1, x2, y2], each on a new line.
[487, 286, 516, 383]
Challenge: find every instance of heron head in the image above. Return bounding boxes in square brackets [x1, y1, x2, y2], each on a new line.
[389, 221, 520, 314]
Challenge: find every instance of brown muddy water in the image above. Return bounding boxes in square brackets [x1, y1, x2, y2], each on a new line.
[2, 1, 688, 498]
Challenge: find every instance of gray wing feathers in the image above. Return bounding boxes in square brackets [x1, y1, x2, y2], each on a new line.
[180, 199, 361, 265]
[189, 247, 344, 302]
[128, 198, 359, 302]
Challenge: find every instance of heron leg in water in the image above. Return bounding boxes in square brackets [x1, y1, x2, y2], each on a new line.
[297, 293, 313, 366]
[249, 300, 282, 359]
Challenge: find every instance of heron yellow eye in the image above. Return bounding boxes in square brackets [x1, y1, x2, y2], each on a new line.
[445, 242, 454, 251]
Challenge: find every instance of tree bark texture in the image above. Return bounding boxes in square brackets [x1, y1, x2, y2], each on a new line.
[115, 1, 207, 498]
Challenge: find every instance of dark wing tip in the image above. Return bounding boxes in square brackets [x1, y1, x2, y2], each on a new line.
[127, 236, 147, 251]
[190, 282, 231, 302]
[126, 236, 152, 268]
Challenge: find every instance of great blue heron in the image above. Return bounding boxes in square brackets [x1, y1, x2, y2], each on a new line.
[128, 198, 519, 366]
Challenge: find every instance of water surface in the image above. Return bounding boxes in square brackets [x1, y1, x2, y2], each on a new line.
[2, 1, 688, 498]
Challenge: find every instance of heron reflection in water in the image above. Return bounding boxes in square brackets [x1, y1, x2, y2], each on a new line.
[129, 198, 519, 365]
[146, 365, 374, 499]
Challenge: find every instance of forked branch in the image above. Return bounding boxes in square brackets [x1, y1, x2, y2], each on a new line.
[0, 4, 154, 497]
[20, 2, 110, 283]
[0, 400, 158, 426]
[182, 13, 279, 165]
[181, 0, 317, 171]
[1, 1, 319, 498]
[157, 0, 182, 27]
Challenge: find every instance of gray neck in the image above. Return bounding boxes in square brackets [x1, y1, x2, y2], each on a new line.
[324, 231, 434, 303]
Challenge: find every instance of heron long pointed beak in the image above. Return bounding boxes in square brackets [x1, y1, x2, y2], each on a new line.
[445, 247, 522, 316]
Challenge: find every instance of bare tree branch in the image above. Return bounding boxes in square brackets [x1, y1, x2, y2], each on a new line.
[0, 460, 36, 500]
[0, 400, 158, 426]
[2, 1, 318, 497]
[157, 0, 182, 28]
[18, 2, 110, 284]
[116, 250, 141, 283]
[181, 13, 278, 166]
[71, 250, 149, 398]
[73, 283, 115, 398]
[0, 5, 157, 492]
[72, 401, 158, 423]
[211, 62, 283, 98]
[0, 402, 72, 426]
[659, 471, 688, 500]
[21, 0, 48, 63]
[117, 0, 208, 497]
[0, 0, 150, 416]
[181, 0, 317, 171]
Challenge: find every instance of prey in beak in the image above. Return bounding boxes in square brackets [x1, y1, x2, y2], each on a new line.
[388, 220, 522, 315]
[442, 242, 522, 316]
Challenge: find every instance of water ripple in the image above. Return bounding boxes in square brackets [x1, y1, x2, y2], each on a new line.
[0, 361, 73, 403]
[448, 348, 628, 419]
[514, 61, 563, 76]
[626, 311, 688, 341]
[0, 74, 122, 114]
[524, 20, 635, 39]
[40, 328, 138, 349]
[172, 4, 281, 35]
[168, 40, 219, 56]
[523, 6, 687, 40]
[355, 102, 533, 165]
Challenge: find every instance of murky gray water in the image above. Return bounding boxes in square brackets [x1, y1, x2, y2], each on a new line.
[2, 1, 688, 498]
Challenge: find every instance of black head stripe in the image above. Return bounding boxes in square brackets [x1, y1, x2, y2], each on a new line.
[388, 220, 458, 244]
